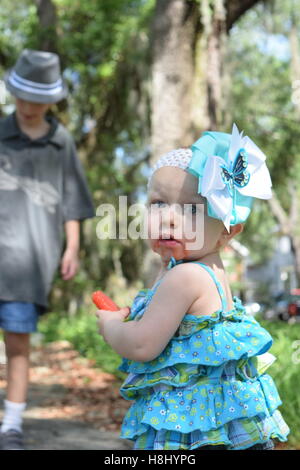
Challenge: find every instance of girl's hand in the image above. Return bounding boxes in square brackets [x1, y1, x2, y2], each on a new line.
[95, 307, 130, 339]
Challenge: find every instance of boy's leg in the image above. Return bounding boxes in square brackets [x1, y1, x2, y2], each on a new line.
[4, 331, 30, 404]
[0, 301, 40, 450]
[1, 332, 30, 435]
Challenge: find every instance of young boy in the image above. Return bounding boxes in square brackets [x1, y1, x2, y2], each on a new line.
[0, 49, 95, 449]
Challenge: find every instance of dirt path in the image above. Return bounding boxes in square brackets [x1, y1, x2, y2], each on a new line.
[0, 340, 132, 450]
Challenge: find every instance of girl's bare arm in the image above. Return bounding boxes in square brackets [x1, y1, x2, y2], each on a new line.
[97, 263, 209, 362]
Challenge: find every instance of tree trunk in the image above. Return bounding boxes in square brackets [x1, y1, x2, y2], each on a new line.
[35, 0, 58, 52]
[151, 0, 199, 160]
[203, 0, 227, 130]
[150, 0, 264, 164]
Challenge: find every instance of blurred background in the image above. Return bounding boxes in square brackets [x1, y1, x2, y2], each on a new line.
[1, 0, 300, 448]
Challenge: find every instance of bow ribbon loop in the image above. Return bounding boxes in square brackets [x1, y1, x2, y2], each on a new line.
[188, 124, 272, 231]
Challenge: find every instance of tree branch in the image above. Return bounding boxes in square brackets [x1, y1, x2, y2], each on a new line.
[35, 0, 58, 52]
[225, 0, 267, 31]
[268, 193, 290, 234]
[288, 183, 299, 229]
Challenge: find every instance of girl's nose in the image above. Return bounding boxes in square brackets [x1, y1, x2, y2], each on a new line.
[162, 203, 181, 230]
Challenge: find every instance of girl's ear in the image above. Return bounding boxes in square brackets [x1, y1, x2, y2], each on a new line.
[217, 223, 244, 248]
[230, 223, 244, 238]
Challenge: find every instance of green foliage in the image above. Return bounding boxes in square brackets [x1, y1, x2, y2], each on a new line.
[238, 200, 277, 266]
[0, 0, 38, 66]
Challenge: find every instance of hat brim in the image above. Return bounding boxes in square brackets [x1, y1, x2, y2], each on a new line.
[4, 70, 68, 104]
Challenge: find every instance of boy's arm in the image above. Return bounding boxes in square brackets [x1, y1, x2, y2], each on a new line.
[61, 220, 80, 280]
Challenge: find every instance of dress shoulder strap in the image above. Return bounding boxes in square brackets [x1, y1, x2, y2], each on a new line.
[160, 257, 228, 311]
[193, 262, 228, 311]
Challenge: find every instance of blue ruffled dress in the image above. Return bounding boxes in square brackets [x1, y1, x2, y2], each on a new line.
[119, 258, 290, 450]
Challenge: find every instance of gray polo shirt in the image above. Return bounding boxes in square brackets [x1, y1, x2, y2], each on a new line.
[0, 113, 95, 311]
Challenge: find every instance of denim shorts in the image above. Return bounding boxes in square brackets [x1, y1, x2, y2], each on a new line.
[0, 301, 41, 333]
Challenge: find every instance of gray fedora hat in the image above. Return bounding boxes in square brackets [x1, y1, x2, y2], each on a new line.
[4, 49, 68, 104]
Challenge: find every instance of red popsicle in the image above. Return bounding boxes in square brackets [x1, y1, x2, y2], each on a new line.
[92, 290, 119, 311]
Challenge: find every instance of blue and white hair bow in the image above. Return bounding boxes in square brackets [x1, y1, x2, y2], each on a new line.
[188, 124, 272, 231]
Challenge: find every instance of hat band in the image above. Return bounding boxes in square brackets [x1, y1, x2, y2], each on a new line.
[9, 70, 63, 96]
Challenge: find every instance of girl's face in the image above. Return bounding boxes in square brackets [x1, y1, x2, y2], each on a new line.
[147, 167, 225, 263]
[15, 98, 51, 127]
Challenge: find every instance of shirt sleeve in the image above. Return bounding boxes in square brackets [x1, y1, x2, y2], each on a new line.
[62, 135, 95, 222]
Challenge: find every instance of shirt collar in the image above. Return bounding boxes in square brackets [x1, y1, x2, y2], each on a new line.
[0, 112, 64, 148]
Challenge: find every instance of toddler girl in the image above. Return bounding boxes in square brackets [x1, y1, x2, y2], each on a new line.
[96, 124, 289, 450]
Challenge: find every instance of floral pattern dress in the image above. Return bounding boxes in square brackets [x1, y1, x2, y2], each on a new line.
[119, 258, 290, 450]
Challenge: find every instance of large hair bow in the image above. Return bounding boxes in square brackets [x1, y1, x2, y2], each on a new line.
[188, 124, 272, 231]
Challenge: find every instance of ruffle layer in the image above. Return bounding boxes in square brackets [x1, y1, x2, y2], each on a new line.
[119, 305, 273, 374]
[124, 410, 289, 450]
[120, 356, 276, 400]
[121, 373, 281, 435]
